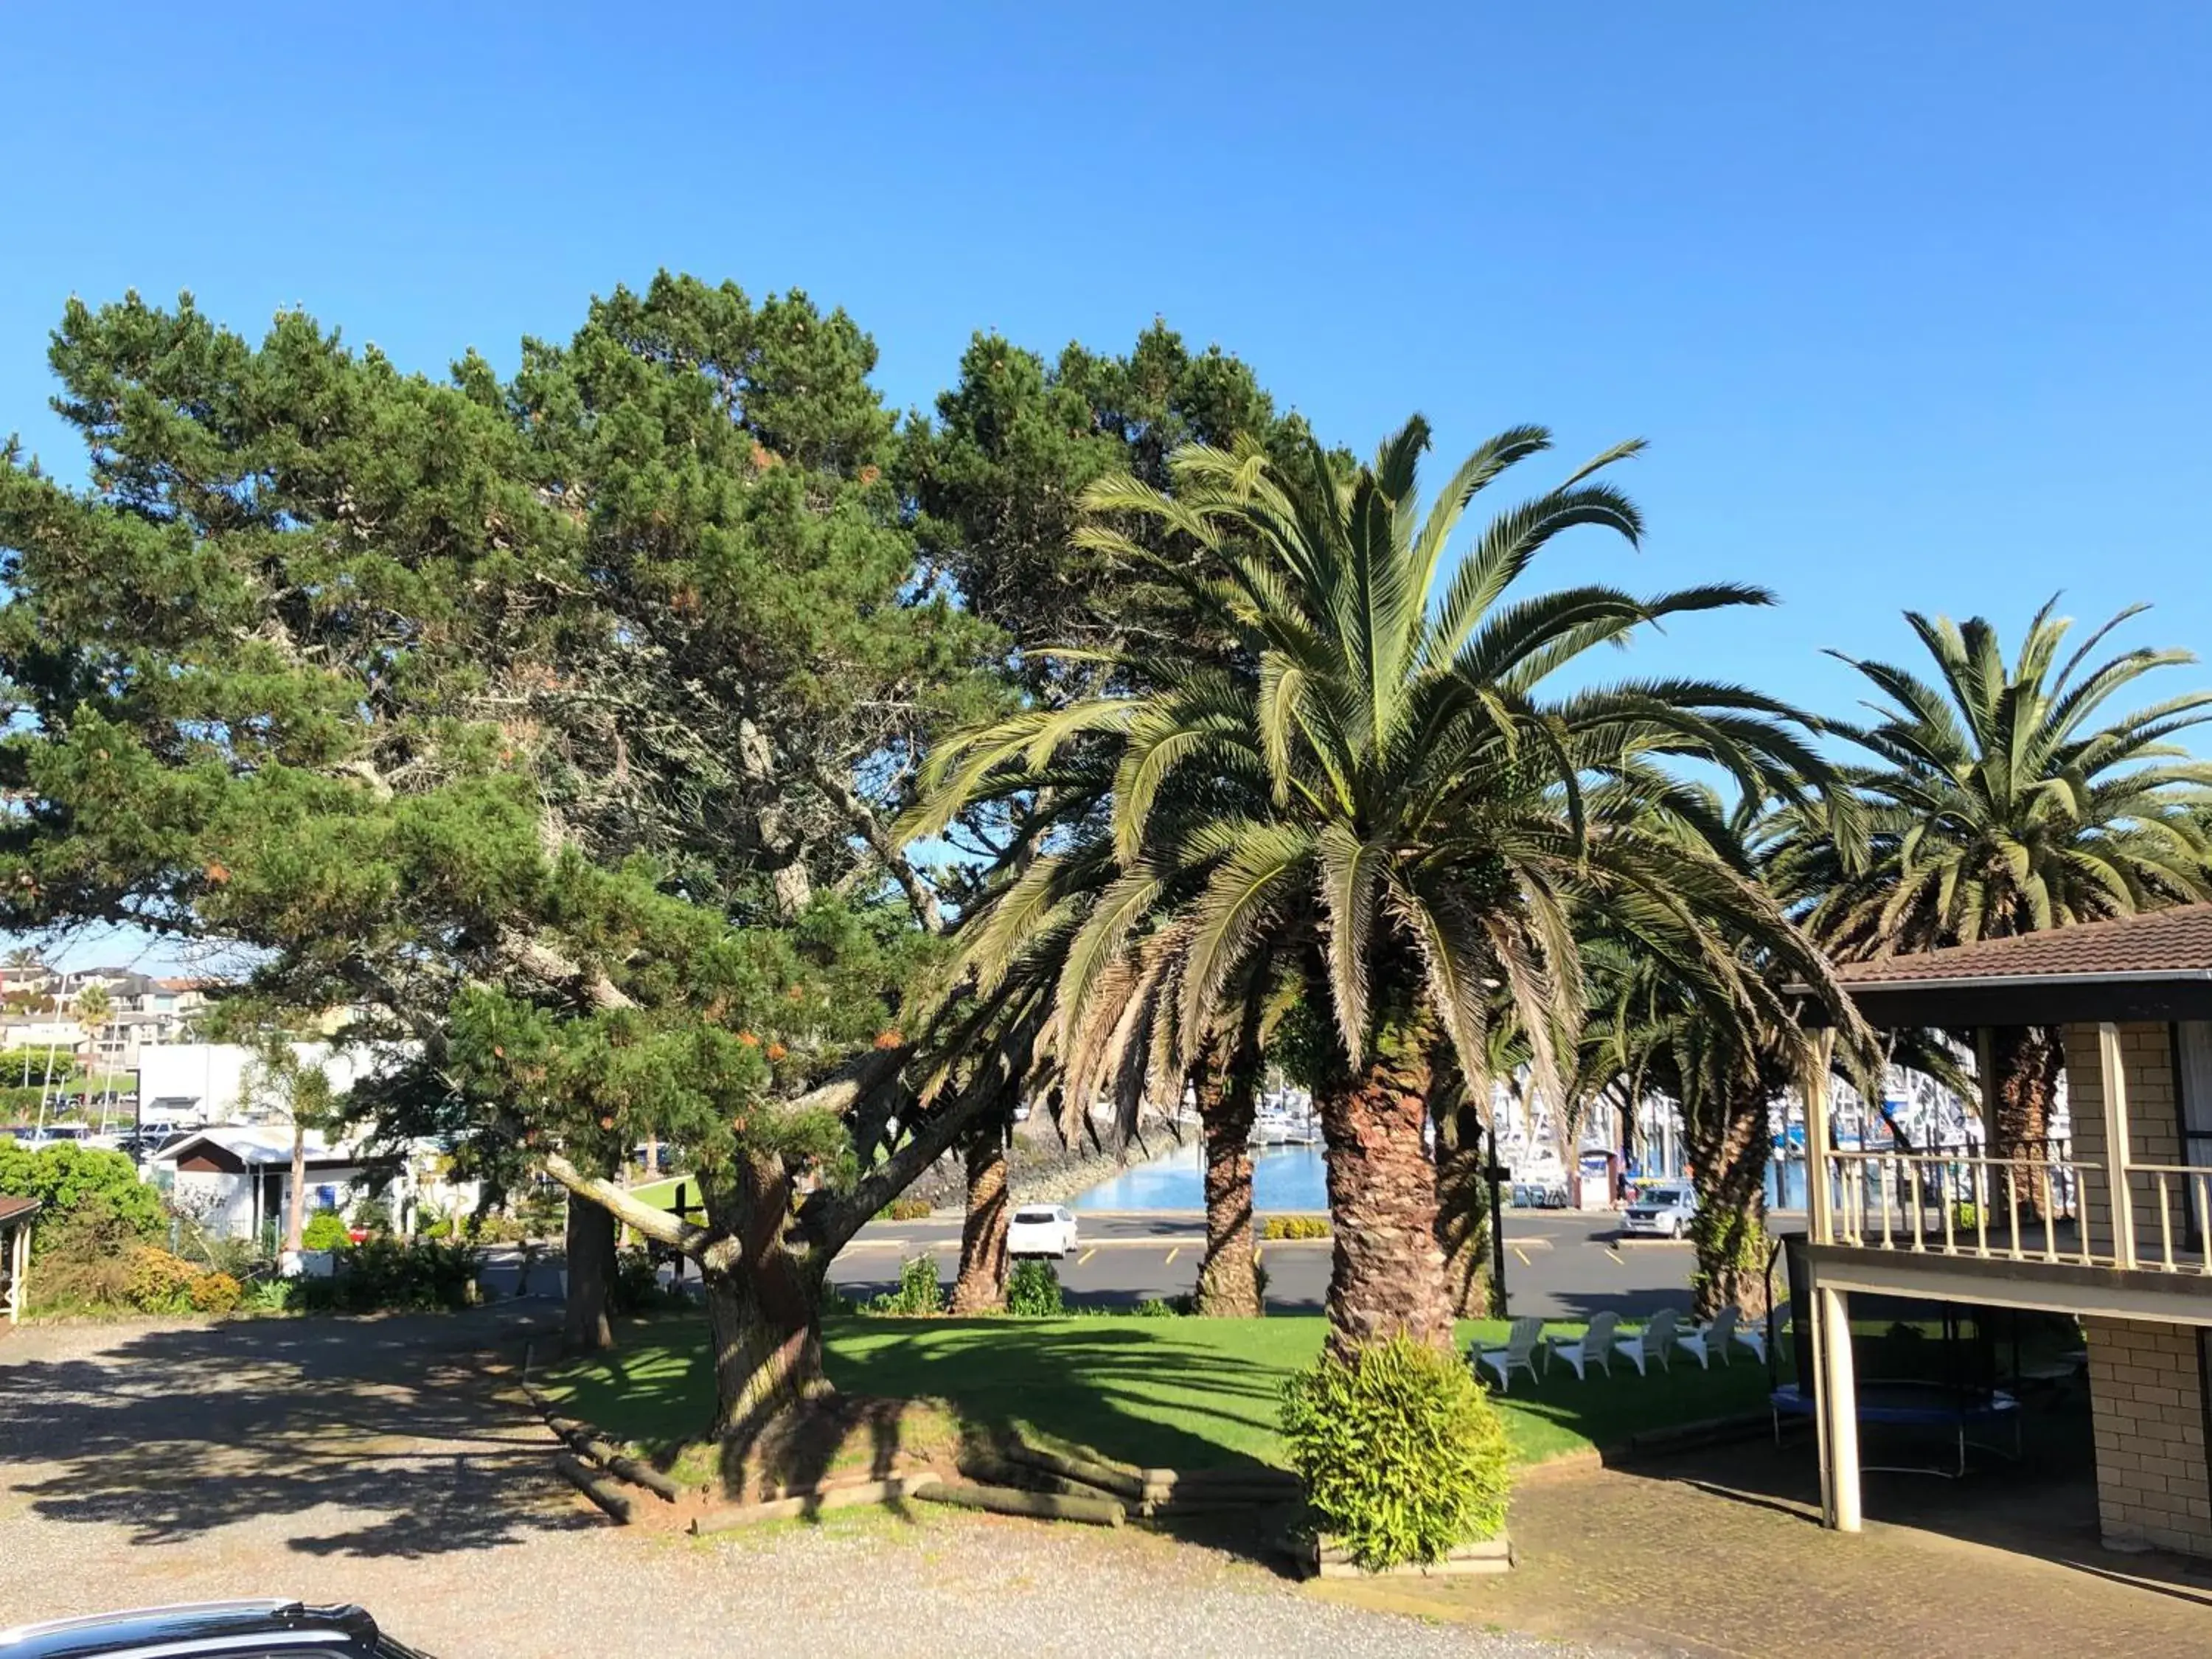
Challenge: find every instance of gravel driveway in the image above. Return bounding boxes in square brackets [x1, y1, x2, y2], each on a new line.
[0, 1312, 1631, 1659]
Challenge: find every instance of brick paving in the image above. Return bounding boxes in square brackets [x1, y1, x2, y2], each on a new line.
[1343, 1433, 2212, 1658]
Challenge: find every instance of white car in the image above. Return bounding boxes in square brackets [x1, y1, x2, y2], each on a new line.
[1007, 1203, 1079, 1259]
[1622, 1180, 1699, 1239]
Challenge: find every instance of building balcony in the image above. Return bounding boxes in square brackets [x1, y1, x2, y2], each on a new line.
[1816, 1147, 2212, 1279]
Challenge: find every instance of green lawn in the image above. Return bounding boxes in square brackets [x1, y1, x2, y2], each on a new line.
[540, 1312, 1782, 1472]
[622, 1175, 696, 1214]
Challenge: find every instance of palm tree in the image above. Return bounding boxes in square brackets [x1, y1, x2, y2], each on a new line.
[1791, 601, 2212, 1156]
[917, 416, 1830, 1359]
[70, 983, 112, 1125]
[243, 1033, 338, 1254]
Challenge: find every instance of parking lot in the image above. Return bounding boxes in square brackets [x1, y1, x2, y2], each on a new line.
[823, 1206, 1746, 1321]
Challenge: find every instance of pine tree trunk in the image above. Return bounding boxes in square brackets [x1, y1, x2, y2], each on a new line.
[1194, 1044, 1262, 1317]
[1434, 1104, 1492, 1319]
[949, 1124, 1010, 1314]
[562, 1194, 616, 1354]
[702, 1153, 827, 1447]
[1315, 1017, 1453, 1360]
[1683, 1095, 1773, 1321]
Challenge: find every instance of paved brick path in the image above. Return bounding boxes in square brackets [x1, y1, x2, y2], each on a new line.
[1326, 1435, 2212, 1658]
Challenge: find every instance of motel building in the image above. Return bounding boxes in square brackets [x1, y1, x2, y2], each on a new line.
[1810, 905, 2212, 1559]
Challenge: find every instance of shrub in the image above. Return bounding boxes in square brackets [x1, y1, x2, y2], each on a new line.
[171, 1215, 261, 1279]
[1950, 1200, 1983, 1233]
[515, 1183, 564, 1238]
[28, 1197, 146, 1311]
[870, 1254, 945, 1315]
[125, 1246, 199, 1313]
[473, 1213, 529, 1245]
[323, 1237, 480, 1312]
[1133, 1296, 1183, 1318]
[187, 1271, 243, 1315]
[613, 1246, 671, 1312]
[0, 1142, 167, 1248]
[1262, 1214, 1331, 1240]
[300, 1208, 352, 1252]
[877, 1197, 933, 1222]
[240, 1277, 294, 1313]
[349, 1196, 395, 1237]
[1279, 1335, 1512, 1571]
[1006, 1259, 1063, 1317]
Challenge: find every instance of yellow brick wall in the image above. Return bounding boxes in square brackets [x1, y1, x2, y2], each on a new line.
[2062, 1022, 2186, 1259]
[2083, 1315, 2212, 1557]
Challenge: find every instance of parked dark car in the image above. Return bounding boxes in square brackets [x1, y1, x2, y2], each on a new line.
[0, 1601, 428, 1659]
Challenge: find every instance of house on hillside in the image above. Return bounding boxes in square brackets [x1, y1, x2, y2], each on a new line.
[150, 1126, 396, 1242]
[1804, 905, 2212, 1561]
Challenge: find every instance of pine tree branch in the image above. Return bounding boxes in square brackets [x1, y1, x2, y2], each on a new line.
[542, 1152, 709, 1254]
[807, 759, 944, 934]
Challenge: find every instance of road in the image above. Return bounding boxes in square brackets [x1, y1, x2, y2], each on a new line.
[820, 1208, 1809, 1320]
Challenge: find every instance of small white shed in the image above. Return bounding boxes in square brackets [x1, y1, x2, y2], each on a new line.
[151, 1125, 392, 1241]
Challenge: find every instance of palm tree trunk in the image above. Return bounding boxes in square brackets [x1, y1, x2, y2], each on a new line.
[1683, 1094, 1772, 1320]
[284, 1122, 307, 1253]
[1194, 1044, 1262, 1316]
[1315, 1018, 1454, 1360]
[1434, 1102, 1492, 1319]
[1987, 1024, 2064, 1161]
[949, 1123, 1009, 1313]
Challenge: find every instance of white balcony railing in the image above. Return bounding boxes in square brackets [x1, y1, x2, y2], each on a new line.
[1820, 1147, 2212, 1276]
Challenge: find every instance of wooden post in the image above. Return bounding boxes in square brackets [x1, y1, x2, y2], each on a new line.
[1814, 1281, 1861, 1532]
[2098, 1022, 2137, 1267]
[1805, 1032, 1837, 1245]
[6, 1219, 26, 1325]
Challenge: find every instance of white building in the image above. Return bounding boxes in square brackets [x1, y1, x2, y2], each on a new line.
[151, 1125, 396, 1242]
[134, 1040, 394, 1126]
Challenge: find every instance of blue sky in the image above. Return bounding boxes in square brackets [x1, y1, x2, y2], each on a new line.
[4, 2, 2211, 967]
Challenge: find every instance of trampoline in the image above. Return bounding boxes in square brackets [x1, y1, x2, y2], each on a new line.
[1770, 1380, 2022, 1478]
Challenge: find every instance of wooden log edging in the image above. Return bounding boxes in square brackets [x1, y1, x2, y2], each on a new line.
[1003, 1441, 1146, 1501]
[689, 1476, 917, 1536]
[994, 1432, 1302, 1515]
[911, 1478, 1124, 1527]
[520, 1349, 681, 1503]
[554, 1452, 635, 1524]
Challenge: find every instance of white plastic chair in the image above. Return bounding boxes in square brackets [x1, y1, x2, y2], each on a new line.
[1615, 1307, 1680, 1376]
[1474, 1316, 1547, 1393]
[1677, 1304, 1738, 1370]
[1547, 1310, 1620, 1381]
[1736, 1301, 1782, 1365]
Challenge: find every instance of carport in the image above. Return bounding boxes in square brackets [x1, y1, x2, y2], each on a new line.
[0, 1194, 37, 1325]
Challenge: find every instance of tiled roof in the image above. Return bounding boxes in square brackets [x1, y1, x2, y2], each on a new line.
[0, 1194, 39, 1225]
[1830, 905, 2212, 986]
